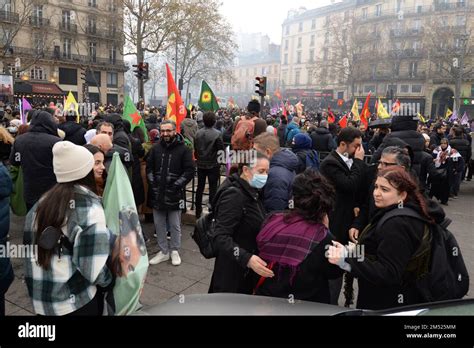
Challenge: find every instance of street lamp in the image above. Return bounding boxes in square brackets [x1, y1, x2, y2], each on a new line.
[453, 32, 469, 114]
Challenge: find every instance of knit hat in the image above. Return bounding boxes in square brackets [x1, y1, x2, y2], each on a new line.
[84, 129, 97, 144]
[422, 133, 430, 142]
[53, 141, 94, 183]
[390, 115, 418, 132]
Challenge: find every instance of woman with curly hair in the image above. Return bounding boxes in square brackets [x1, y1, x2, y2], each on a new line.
[254, 169, 343, 303]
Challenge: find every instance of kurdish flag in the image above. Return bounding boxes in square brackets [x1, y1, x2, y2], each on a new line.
[103, 153, 149, 315]
[198, 80, 219, 111]
[64, 91, 79, 123]
[166, 63, 186, 133]
[351, 99, 360, 121]
[377, 98, 390, 119]
[123, 95, 148, 142]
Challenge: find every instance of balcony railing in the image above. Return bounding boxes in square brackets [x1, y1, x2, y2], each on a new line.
[10, 46, 127, 70]
[0, 10, 19, 23]
[390, 27, 424, 37]
[29, 16, 50, 28]
[388, 48, 424, 59]
[85, 27, 103, 38]
[59, 23, 77, 33]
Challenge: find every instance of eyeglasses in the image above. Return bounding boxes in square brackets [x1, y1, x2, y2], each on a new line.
[378, 161, 398, 167]
[160, 129, 174, 133]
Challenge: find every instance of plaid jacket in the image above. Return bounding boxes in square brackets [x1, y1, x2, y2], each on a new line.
[24, 185, 112, 316]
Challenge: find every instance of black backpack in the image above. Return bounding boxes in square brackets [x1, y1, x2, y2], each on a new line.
[191, 186, 240, 259]
[377, 208, 469, 302]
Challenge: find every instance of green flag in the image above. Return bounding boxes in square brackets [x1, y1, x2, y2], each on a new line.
[103, 153, 149, 315]
[198, 80, 219, 111]
[122, 95, 149, 142]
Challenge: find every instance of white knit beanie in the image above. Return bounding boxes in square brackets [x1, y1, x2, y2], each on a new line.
[53, 141, 94, 183]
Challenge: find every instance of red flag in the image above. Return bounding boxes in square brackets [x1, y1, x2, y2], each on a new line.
[328, 106, 336, 124]
[360, 92, 371, 128]
[274, 89, 282, 100]
[339, 114, 348, 128]
[165, 63, 186, 133]
[391, 99, 401, 114]
[281, 102, 287, 117]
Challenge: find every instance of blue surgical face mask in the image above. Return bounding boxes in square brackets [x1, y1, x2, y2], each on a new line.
[250, 173, 268, 189]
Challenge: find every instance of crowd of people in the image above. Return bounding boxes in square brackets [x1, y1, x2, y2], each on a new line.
[0, 97, 472, 315]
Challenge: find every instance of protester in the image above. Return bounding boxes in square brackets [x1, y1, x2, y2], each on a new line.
[253, 133, 298, 213]
[430, 138, 459, 205]
[284, 116, 301, 146]
[0, 126, 14, 164]
[429, 123, 446, 149]
[9, 110, 61, 211]
[255, 170, 342, 302]
[328, 167, 444, 310]
[181, 110, 198, 148]
[291, 133, 319, 174]
[209, 152, 273, 294]
[84, 144, 107, 196]
[24, 141, 113, 316]
[277, 117, 288, 147]
[0, 161, 13, 316]
[123, 120, 145, 208]
[310, 120, 335, 154]
[194, 112, 224, 218]
[147, 121, 194, 266]
[58, 111, 86, 145]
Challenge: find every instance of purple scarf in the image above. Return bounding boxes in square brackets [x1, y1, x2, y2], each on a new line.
[257, 213, 328, 282]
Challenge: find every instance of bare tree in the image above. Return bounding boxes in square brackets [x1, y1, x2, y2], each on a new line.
[423, 16, 473, 113]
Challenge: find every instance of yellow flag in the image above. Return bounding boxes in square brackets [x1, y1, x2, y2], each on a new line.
[64, 91, 80, 123]
[377, 98, 390, 119]
[445, 108, 453, 120]
[351, 99, 360, 121]
[417, 113, 426, 123]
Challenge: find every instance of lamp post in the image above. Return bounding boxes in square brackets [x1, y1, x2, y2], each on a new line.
[454, 33, 469, 114]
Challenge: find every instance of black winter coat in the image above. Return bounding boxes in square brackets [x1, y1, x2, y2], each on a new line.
[9, 111, 61, 207]
[146, 134, 194, 211]
[310, 127, 335, 153]
[209, 174, 265, 294]
[195, 127, 224, 169]
[105, 114, 132, 151]
[449, 137, 471, 162]
[277, 124, 287, 147]
[58, 121, 86, 145]
[0, 141, 12, 163]
[347, 202, 445, 310]
[320, 151, 366, 244]
[129, 134, 145, 207]
[429, 131, 444, 149]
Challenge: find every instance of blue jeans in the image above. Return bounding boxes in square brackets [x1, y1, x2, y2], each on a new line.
[153, 210, 182, 255]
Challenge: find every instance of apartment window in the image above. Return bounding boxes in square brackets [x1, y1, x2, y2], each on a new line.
[297, 51, 302, 64]
[471, 84, 474, 97]
[34, 5, 43, 22]
[88, 0, 97, 8]
[307, 69, 313, 84]
[0, 0, 11, 12]
[30, 66, 45, 80]
[297, 37, 302, 48]
[284, 54, 288, 65]
[362, 8, 368, 19]
[109, 23, 116, 36]
[281, 71, 288, 85]
[372, 65, 377, 78]
[63, 38, 72, 59]
[285, 25, 290, 35]
[284, 39, 289, 50]
[33, 33, 44, 54]
[108, 0, 117, 11]
[409, 61, 418, 77]
[311, 19, 316, 29]
[413, 19, 421, 30]
[364, 85, 375, 93]
[59, 67, 77, 85]
[324, 32, 329, 43]
[298, 22, 303, 32]
[89, 42, 97, 62]
[88, 18, 97, 34]
[375, 4, 382, 17]
[441, 16, 448, 27]
[401, 84, 409, 93]
[456, 15, 466, 27]
[436, 62, 443, 72]
[309, 49, 314, 62]
[107, 72, 118, 87]
[412, 85, 422, 93]
[310, 35, 315, 46]
[459, 0, 466, 7]
[274, 65, 278, 74]
[109, 45, 116, 64]
[396, 0, 403, 12]
[413, 41, 421, 51]
[325, 16, 330, 25]
[86, 70, 101, 86]
[295, 70, 301, 85]
[62, 10, 71, 28]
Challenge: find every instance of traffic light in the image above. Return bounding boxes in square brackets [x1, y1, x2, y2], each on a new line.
[133, 63, 144, 79]
[142, 62, 149, 80]
[255, 76, 267, 97]
[80, 69, 87, 82]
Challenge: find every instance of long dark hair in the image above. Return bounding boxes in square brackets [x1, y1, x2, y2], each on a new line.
[285, 169, 335, 224]
[377, 167, 434, 223]
[34, 170, 97, 269]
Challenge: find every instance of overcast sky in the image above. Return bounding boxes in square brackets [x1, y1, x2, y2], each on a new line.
[220, 0, 334, 44]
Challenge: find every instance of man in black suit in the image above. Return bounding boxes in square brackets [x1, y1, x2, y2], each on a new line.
[320, 127, 366, 305]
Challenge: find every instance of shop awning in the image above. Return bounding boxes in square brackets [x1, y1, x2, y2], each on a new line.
[31, 82, 64, 95]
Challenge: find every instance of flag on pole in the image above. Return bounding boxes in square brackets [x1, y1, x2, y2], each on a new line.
[360, 92, 371, 128]
[339, 113, 349, 128]
[64, 91, 79, 123]
[281, 101, 287, 118]
[391, 99, 401, 115]
[103, 153, 149, 315]
[122, 95, 149, 142]
[198, 80, 219, 111]
[449, 109, 458, 122]
[274, 89, 282, 100]
[225, 146, 231, 176]
[328, 106, 336, 124]
[461, 112, 469, 126]
[417, 113, 427, 124]
[445, 108, 453, 120]
[166, 63, 186, 133]
[351, 99, 360, 121]
[377, 98, 390, 119]
[21, 97, 32, 124]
